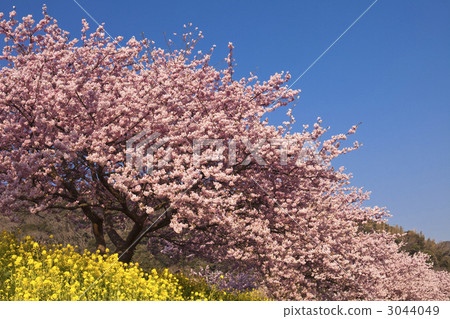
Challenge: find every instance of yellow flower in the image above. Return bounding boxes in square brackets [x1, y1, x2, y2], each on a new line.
[14, 256, 23, 266]
[0, 231, 265, 301]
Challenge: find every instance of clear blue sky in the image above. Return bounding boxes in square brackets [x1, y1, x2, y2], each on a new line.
[4, 0, 450, 241]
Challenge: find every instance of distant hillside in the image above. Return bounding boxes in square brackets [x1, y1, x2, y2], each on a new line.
[438, 241, 450, 252]
[362, 221, 450, 272]
[437, 241, 450, 258]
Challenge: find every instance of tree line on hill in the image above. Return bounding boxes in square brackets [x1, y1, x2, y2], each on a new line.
[362, 221, 450, 272]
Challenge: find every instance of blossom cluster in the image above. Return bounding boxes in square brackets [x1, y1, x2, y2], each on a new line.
[0, 7, 449, 300]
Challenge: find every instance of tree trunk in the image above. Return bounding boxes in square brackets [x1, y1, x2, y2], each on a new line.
[92, 221, 106, 253]
[116, 246, 136, 264]
[117, 222, 143, 263]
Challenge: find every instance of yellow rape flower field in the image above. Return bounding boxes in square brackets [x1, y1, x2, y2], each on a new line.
[0, 231, 266, 301]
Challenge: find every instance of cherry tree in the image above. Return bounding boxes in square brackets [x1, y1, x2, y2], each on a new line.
[1, 7, 449, 300]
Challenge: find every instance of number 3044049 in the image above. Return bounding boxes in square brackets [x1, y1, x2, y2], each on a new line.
[387, 306, 439, 316]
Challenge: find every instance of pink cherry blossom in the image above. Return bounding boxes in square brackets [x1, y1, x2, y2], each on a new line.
[0, 7, 449, 300]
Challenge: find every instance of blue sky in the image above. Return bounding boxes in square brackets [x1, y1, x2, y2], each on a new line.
[3, 0, 449, 241]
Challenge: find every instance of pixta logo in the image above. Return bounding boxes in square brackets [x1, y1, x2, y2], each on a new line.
[126, 130, 320, 174]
